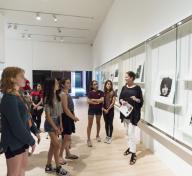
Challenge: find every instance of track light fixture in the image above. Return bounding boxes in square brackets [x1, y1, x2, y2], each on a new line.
[57, 27, 61, 33]
[60, 37, 64, 42]
[7, 23, 12, 29]
[53, 14, 58, 22]
[13, 23, 17, 30]
[36, 12, 41, 21]
[28, 34, 32, 39]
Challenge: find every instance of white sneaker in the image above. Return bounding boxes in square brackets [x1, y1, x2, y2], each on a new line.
[104, 137, 109, 143]
[96, 136, 101, 142]
[107, 137, 112, 144]
[87, 140, 93, 147]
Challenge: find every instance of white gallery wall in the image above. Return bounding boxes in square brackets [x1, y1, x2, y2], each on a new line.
[92, 0, 192, 175]
[93, 0, 192, 68]
[5, 39, 92, 83]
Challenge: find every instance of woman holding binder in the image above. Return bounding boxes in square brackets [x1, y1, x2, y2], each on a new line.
[119, 71, 143, 165]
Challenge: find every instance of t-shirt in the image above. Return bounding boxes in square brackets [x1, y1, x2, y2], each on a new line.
[30, 91, 43, 105]
[88, 90, 104, 110]
[103, 91, 115, 109]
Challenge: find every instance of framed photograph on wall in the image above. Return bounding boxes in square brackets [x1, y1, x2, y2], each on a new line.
[154, 72, 176, 104]
[135, 63, 144, 83]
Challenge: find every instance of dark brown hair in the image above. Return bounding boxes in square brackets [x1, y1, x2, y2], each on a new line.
[126, 71, 136, 81]
[89, 80, 98, 91]
[104, 80, 113, 93]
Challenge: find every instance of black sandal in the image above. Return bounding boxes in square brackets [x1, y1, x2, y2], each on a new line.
[124, 148, 131, 156]
[130, 153, 137, 165]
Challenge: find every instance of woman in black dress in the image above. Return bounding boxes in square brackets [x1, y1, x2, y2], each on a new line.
[119, 71, 143, 165]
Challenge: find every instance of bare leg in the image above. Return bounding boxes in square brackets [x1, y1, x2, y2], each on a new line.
[47, 142, 54, 165]
[87, 116, 94, 141]
[49, 132, 60, 167]
[6, 152, 23, 176]
[96, 115, 101, 138]
[20, 150, 28, 176]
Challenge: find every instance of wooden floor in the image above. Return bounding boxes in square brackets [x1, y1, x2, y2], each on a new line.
[0, 98, 175, 176]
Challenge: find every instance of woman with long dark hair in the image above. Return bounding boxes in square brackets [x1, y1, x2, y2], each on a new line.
[87, 80, 104, 147]
[119, 71, 143, 165]
[59, 78, 79, 164]
[44, 78, 70, 176]
[103, 80, 116, 144]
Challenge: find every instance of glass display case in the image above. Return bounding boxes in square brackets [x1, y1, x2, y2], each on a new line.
[95, 15, 192, 150]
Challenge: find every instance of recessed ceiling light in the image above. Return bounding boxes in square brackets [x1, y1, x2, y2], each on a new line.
[53, 14, 58, 22]
[36, 12, 41, 21]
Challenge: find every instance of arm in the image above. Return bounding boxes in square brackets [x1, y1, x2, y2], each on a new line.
[45, 105, 58, 131]
[107, 96, 116, 111]
[36, 98, 43, 107]
[87, 98, 99, 105]
[91, 97, 104, 104]
[61, 93, 76, 121]
[2, 96, 35, 146]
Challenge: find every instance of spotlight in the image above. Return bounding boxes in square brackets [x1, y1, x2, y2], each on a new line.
[36, 12, 41, 21]
[53, 14, 58, 22]
[60, 37, 64, 42]
[28, 34, 32, 39]
[177, 21, 182, 26]
[7, 23, 12, 29]
[156, 33, 160, 37]
[57, 27, 61, 33]
[13, 24, 17, 30]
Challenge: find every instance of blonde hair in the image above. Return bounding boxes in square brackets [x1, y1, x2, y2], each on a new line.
[1, 67, 24, 93]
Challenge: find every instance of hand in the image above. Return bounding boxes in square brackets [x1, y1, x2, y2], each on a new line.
[55, 128, 61, 135]
[130, 96, 138, 102]
[30, 144, 36, 154]
[60, 126, 63, 133]
[36, 133, 41, 144]
[103, 109, 108, 114]
[122, 101, 128, 106]
[74, 117, 79, 122]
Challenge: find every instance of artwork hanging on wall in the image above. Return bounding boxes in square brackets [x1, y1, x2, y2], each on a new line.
[135, 63, 144, 83]
[154, 72, 176, 104]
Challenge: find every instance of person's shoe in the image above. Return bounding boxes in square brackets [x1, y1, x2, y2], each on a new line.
[107, 137, 112, 144]
[45, 164, 56, 173]
[104, 136, 109, 143]
[56, 166, 70, 176]
[87, 140, 93, 147]
[96, 136, 101, 142]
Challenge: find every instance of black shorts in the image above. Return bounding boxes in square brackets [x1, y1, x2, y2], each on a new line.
[5, 145, 29, 159]
[62, 112, 75, 136]
[88, 108, 102, 116]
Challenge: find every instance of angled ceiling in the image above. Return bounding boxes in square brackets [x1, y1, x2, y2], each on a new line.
[0, 0, 114, 44]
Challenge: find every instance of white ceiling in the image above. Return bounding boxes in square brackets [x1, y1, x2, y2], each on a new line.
[0, 0, 114, 44]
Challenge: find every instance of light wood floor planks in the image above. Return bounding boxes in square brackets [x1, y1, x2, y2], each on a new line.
[0, 98, 175, 176]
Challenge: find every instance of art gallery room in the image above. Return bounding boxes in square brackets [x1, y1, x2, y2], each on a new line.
[1, 0, 192, 176]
